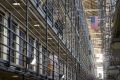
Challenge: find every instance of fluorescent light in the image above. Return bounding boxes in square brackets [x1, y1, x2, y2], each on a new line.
[12, 75, 19, 78]
[85, 9, 99, 12]
[48, 37, 52, 40]
[34, 24, 40, 27]
[13, 3, 20, 6]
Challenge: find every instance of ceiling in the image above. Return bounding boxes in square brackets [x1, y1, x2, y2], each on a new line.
[83, 0, 98, 17]
[82, 0, 103, 78]
[82, 0, 102, 57]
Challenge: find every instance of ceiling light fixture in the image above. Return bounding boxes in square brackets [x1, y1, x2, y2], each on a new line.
[12, 75, 19, 78]
[34, 24, 40, 27]
[48, 37, 52, 40]
[111, 41, 120, 49]
[13, 3, 20, 6]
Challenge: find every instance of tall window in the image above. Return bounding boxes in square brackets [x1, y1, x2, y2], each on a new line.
[59, 59, 64, 75]
[28, 35, 34, 70]
[31, 40, 39, 71]
[42, 47, 49, 75]
[47, 52, 54, 78]
[36, 41, 40, 71]
[10, 21, 17, 63]
[28, 35, 34, 57]
[68, 66, 72, 80]
[19, 29, 26, 67]
[55, 20, 63, 36]
[54, 55, 59, 80]
[0, 11, 8, 61]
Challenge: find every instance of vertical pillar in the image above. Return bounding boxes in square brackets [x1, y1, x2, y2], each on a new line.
[16, 25, 20, 65]
[65, 0, 67, 47]
[70, 0, 73, 53]
[57, 0, 61, 79]
[25, 0, 29, 69]
[52, 52, 55, 80]
[45, 0, 48, 50]
[45, 0, 48, 78]
[8, 13, 12, 66]
[66, 57, 68, 80]
[58, 33, 60, 80]
[51, 0, 54, 79]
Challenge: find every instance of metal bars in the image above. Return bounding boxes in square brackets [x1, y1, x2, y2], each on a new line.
[0, 0, 94, 80]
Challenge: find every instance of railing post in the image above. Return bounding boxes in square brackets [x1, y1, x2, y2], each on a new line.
[8, 13, 12, 67]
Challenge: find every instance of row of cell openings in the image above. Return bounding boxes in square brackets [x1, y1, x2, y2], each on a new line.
[0, 46, 76, 80]
[0, 20, 76, 80]
[0, 8, 74, 62]
[0, 40, 75, 79]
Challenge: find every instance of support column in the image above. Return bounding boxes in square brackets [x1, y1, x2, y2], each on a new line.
[52, 52, 55, 80]
[66, 57, 68, 80]
[25, 0, 29, 69]
[45, 0, 48, 78]
[8, 13, 12, 66]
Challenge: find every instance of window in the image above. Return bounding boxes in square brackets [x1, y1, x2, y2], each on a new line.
[42, 0, 53, 21]
[28, 35, 34, 70]
[54, 55, 59, 79]
[61, 0, 65, 6]
[66, 0, 70, 13]
[99, 73, 102, 79]
[28, 35, 34, 57]
[19, 29, 26, 67]
[0, 11, 8, 61]
[60, 61, 64, 72]
[47, 53, 53, 77]
[10, 21, 17, 63]
[68, 66, 72, 80]
[59, 59, 64, 78]
[42, 47, 47, 74]
[31, 40, 40, 71]
[55, 20, 63, 36]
